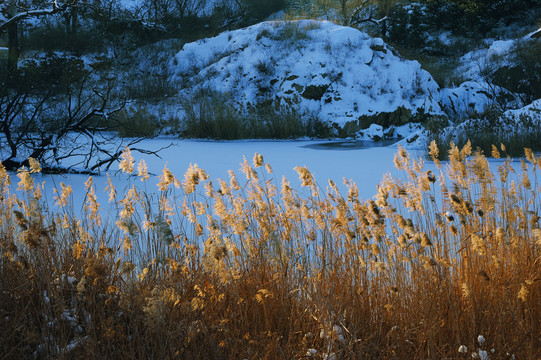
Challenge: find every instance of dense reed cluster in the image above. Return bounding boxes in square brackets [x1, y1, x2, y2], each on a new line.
[1, 143, 540, 359]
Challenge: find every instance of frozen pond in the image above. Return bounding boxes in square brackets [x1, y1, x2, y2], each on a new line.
[146, 139, 406, 195]
[20, 138, 537, 215]
[13, 138, 540, 256]
[12, 137, 414, 222]
[32, 138, 411, 210]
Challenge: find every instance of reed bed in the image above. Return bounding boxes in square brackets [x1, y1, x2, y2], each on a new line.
[0, 142, 540, 359]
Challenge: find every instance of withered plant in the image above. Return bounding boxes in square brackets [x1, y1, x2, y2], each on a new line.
[1, 143, 539, 359]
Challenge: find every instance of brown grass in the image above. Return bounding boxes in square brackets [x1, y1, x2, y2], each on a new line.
[1, 143, 540, 359]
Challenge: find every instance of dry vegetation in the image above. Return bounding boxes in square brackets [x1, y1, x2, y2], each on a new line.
[0, 143, 540, 359]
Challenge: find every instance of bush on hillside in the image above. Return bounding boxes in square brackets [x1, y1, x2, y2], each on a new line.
[490, 38, 541, 104]
[23, 24, 105, 54]
[242, 0, 287, 22]
[113, 106, 161, 138]
[387, 3, 431, 49]
[380, 0, 541, 51]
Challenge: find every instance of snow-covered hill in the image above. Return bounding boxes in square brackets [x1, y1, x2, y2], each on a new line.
[169, 20, 443, 133]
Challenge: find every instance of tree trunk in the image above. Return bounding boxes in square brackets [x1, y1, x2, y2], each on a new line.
[7, 0, 18, 72]
[340, 0, 348, 25]
[70, 7, 77, 33]
[7, 23, 18, 72]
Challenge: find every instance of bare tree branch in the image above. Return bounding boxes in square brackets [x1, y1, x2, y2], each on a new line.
[349, 5, 388, 27]
[0, 58, 167, 174]
[0, 1, 78, 32]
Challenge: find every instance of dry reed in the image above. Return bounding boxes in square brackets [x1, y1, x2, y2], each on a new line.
[0, 142, 539, 359]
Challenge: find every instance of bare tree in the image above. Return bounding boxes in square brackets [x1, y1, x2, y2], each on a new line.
[348, 0, 398, 39]
[0, 56, 163, 174]
[339, 0, 350, 24]
[141, 0, 208, 24]
[0, 0, 79, 71]
[173, 0, 207, 18]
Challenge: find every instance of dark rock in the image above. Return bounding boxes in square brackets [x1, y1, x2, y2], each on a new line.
[301, 84, 330, 100]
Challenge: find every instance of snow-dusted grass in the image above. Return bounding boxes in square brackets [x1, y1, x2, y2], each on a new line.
[1, 142, 540, 358]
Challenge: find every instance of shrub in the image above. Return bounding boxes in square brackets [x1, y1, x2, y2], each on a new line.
[23, 24, 105, 54]
[254, 59, 274, 76]
[240, 0, 287, 22]
[123, 74, 178, 101]
[387, 3, 430, 49]
[112, 106, 161, 138]
[255, 28, 272, 41]
[272, 20, 320, 43]
[16, 55, 89, 93]
[180, 90, 247, 139]
[418, 0, 541, 37]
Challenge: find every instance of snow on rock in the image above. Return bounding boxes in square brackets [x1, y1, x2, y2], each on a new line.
[360, 124, 384, 140]
[393, 123, 427, 150]
[440, 98, 541, 144]
[440, 81, 503, 119]
[456, 27, 540, 85]
[502, 98, 541, 123]
[170, 20, 443, 132]
[456, 39, 515, 82]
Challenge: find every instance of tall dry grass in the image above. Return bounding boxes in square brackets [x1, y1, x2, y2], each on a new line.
[1, 143, 540, 359]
